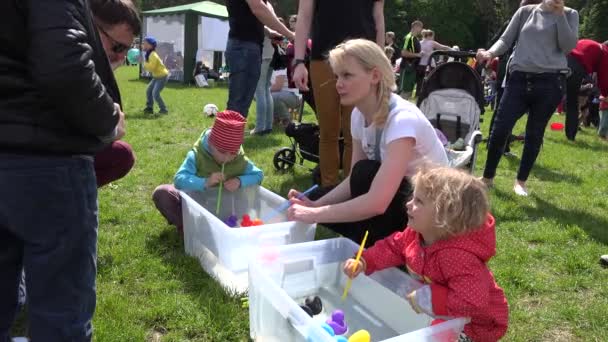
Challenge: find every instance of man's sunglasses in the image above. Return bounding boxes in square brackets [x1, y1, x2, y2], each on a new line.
[97, 24, 130, 53]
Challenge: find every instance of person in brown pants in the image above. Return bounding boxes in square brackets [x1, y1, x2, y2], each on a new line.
[292, 0, 385, 187]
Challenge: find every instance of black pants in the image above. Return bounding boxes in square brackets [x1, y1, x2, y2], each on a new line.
[484, 71, 564, 181]
[488, 85, 514, 154]
[310, 160, 412, 245]
[565, 55, 587, 141]
[415, 65, 426, 97]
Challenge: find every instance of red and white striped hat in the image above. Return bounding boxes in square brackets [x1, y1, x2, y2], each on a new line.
[209, 110, 246, 153]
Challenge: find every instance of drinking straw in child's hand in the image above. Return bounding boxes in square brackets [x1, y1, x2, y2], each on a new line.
[261, 184, 319, 222]
[342, 230, 369, 301]
[215, 163, 225, 216]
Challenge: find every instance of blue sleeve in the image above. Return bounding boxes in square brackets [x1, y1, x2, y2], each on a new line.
[173, 151, 206, 191]
[237, 160, 264, 188]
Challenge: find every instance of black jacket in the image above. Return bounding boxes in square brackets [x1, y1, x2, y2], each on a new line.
[0, 0, 120, 155]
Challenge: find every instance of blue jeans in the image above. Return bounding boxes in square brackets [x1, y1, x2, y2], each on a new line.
[225, 39, 262, 118]
[254, 58, 273, 130]
[272, 90, 299, 120]
[0, 154, 98, 342]
[146, 76, 168, 112]
[484, 71, 564, 181]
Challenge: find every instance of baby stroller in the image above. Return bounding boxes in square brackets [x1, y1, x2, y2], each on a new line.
[417, 50, 485, 173]
[272, 100, 343, 185]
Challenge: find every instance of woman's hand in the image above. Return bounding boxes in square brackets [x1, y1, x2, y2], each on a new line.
[287, 189, 317, 207]
[287, 203, 320, 223]
[343, 258, 366, 279]
[544, 0, 565, 15]
[293, 63, 309, 91]
[476, 49, 493, 64]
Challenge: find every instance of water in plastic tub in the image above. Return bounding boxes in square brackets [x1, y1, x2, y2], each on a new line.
[249, 238, 467, 342]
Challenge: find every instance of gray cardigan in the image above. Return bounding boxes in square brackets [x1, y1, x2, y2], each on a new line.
[489, 4, 579, 73]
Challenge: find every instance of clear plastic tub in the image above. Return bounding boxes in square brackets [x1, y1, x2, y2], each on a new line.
[180, 186, 316, 290]
[248, 238, 468, 341]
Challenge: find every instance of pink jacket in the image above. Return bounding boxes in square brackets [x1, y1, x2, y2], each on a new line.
[362, 214, 508, 342]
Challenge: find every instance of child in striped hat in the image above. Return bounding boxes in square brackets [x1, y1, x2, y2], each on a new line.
[152, 110, 264, 235]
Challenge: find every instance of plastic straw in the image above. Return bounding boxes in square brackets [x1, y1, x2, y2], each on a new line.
[261, 184, 319, 222]
[215, 163, 225, 216]
[342, 230, 369, 301]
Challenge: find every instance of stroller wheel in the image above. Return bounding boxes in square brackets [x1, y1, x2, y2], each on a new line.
[273, 147, 296, 171]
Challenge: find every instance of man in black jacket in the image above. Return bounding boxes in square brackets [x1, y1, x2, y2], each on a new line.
[0, 1, 124, 340]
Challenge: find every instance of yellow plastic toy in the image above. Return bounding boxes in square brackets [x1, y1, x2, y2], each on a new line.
[348, 329, 370, 342]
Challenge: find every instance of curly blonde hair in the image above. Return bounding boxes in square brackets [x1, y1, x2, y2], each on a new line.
[413, 167, 489, 237]
[328, 39, 396, 126]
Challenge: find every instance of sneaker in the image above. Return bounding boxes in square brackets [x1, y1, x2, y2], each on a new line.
[503, 151, 517, 158]
[250, 128, 271, 136]
[513, 182, 528, 196]
[600, 255, 608, 267]
[143, 107, 153, 114]
[158, 109, 169, 115]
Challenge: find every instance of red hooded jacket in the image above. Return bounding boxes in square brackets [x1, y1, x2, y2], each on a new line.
[362, 214, 508, 342]
[570, 39, 608, 98]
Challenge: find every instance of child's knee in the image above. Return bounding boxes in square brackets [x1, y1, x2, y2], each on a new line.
[152, 184, 178, 208]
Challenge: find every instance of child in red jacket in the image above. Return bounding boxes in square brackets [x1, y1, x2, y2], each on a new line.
[344, 167, 508, 342]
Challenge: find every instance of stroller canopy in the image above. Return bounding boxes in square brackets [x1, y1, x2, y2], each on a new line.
[417, 61, 485, 114]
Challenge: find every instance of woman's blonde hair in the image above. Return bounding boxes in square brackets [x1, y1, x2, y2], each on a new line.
[412, 167, 490, 238]
[422, 29, 435, 39]
[328, 39, 396, 126]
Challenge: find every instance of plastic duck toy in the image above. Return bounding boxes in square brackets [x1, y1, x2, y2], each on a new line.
[305, 296, 323, 315]
[321, 323, 335, 336]
[251, 218, 264, 226]
[224, 215, 238, 227]
[326, 310, 348, 335]
[241, 214, 253, 227]
[300, 296, 323, 317]
[300, 305, 313, 317]
[348, 330, 370, 342]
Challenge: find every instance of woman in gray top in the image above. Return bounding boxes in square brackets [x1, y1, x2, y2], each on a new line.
[477, 0, 578, 196]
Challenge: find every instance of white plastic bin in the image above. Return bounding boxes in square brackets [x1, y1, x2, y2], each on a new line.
[180, 186, 316, 291]
[249, 238, 468, 341]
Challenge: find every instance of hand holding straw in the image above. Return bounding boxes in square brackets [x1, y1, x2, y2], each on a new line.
[261, 184, 319, 222]
[215, 163, 225, 216]
[342, 230, 369, 301]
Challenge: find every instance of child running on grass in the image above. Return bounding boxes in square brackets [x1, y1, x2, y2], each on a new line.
[152, 110, 263, 235]
[344, 167, 508, 342]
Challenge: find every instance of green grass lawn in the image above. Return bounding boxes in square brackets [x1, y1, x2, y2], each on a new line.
[92, 66, 607, 341]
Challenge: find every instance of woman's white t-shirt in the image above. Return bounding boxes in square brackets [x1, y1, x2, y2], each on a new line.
[350, 93, 448, 177]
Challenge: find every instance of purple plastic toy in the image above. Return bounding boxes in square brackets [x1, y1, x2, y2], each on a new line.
[326, 310, 347, 335]
[224, 215, 238, 227]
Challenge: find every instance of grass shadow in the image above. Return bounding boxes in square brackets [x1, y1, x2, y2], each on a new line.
[545, 136, 608, 153]
[127, 111, 165, 120]
[494, 188, 608, 244]
[502, 152, 584, 185]
[243, 133, 284, 150]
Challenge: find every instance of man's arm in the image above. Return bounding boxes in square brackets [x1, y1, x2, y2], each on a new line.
[26, 0, 118, 138]
[373, 0, 385, 47]
[246, 0, 294, 40]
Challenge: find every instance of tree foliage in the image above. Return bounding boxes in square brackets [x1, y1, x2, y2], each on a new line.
[139, 0, 607, 47]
